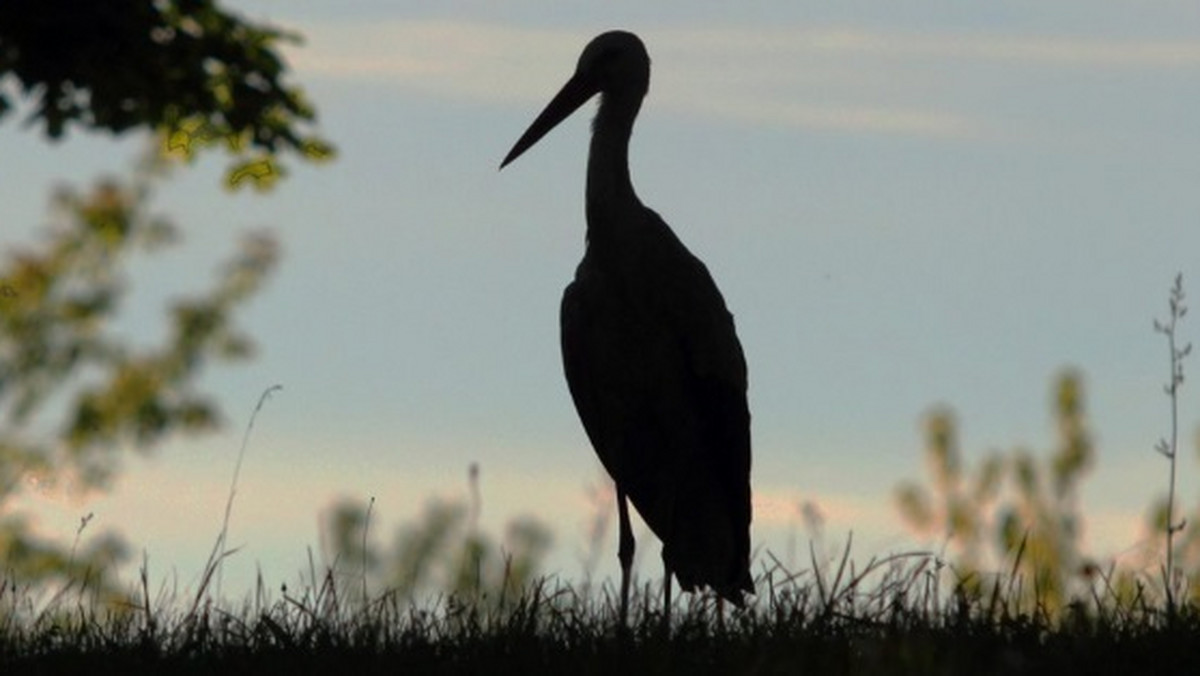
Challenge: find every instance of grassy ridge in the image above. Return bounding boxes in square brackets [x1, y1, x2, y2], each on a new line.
[4, 559, 1200, 674]
[6, 277, 1198, 672]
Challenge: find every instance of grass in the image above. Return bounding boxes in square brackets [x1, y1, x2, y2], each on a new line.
[4, 543, 1200, 674]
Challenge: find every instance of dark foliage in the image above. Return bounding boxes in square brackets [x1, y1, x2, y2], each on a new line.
[0, 0, 332, 183]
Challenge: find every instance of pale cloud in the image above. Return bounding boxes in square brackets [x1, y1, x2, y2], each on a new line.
[753, 487, 892, 526]
[287, 21, 589, 104]
[692, 99, 977, 138]
[815, 30, 1200, 68]
[284, 20, 1199, 139]
[654, 26, 1200, 69]
[14, 445, 1164, 596]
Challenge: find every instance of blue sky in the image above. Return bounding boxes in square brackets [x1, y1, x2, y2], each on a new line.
[4, 2, 1200, 597]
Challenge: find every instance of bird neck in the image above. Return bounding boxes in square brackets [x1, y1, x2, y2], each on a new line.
[585, 92, 642, 240]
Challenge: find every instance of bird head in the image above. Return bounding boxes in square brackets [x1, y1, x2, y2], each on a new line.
[500, 31, 650, 169]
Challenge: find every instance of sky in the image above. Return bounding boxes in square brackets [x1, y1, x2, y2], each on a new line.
[3, 1, 1200, 600]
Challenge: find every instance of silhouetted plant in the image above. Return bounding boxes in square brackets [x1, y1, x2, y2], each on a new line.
[1126, 273, 1200, 608]
[0, 158, 277, 606]
[320, 466, 552, 606]
[2, 0, 332, 610]
[894, 407, 1000, 598]
[1150, 273, 1190, 610]
[895, 371, 1097, 613]
[1154, 432, 1200, 605]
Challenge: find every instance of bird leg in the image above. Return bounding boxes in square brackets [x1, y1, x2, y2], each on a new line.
[616, 487, 635, 625]
[662, 560, 673, 633]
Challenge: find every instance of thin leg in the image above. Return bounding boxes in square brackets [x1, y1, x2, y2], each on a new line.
[662, 560, 673, 633]
[616, 487, 635, 626]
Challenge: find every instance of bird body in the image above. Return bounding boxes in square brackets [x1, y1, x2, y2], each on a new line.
[563, 208, 752, 601]
[501, 30, 753, 613]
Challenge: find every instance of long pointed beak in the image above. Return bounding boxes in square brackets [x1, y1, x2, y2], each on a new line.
[500, 72, 597, 169]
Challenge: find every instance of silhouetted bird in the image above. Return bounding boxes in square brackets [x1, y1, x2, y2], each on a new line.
[501, 30, 753, 621]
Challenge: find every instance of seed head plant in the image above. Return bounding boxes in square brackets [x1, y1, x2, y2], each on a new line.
[1151, 274, 1191, 612]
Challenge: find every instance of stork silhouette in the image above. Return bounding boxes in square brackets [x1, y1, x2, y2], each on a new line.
[501, 30, 753, 622]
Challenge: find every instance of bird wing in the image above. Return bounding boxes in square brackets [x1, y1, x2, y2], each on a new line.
[642, 211, 754, 599]
[560, 262, 631, 480]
